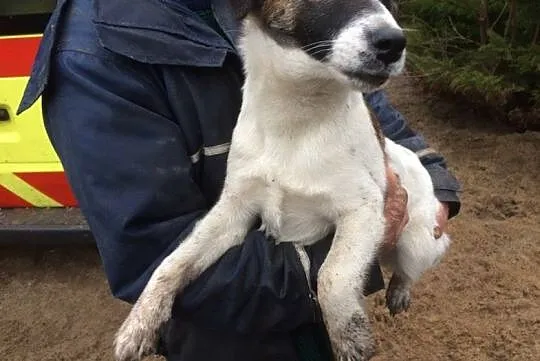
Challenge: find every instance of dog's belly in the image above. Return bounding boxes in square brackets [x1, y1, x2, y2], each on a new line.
[259, 187, 335, 246]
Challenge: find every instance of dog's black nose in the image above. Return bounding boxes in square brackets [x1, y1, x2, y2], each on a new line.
[371, 27, 406, 65]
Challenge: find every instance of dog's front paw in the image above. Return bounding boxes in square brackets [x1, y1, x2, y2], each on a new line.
[329, 312, 375, 361]
[385, 274, 411, 316]
[114, 307, 160, 361]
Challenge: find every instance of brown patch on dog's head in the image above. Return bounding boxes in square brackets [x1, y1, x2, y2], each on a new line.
[229, 0, 300, 33]
[261, 0, 299, 32]
[228, 0, 261, 19]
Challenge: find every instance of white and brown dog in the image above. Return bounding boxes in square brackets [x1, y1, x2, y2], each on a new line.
[114, 0, 451, 360]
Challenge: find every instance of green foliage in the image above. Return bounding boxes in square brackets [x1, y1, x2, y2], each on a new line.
[398, 0, 540, 126]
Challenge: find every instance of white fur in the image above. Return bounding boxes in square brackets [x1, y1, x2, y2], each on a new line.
[385, 139, 450, 281]
[114, 9, 450, 361]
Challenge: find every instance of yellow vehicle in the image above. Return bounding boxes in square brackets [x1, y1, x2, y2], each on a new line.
[1, 2, 91, 243]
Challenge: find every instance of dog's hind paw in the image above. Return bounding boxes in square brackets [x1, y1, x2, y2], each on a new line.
[114, 310, 160, 361]
[386, 286, 410, 316]
[385, 274, 411, 316]
[330, 313, 375, 361]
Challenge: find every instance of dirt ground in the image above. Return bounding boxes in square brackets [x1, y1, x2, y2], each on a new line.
[1, 76, 539, 361]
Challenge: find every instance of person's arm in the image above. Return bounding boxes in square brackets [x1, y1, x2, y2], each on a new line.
[38, 50, 317, 334]
[364, 90, 462, 218]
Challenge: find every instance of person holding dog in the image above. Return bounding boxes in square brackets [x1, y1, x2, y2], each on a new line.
[18, 0, 461, 360]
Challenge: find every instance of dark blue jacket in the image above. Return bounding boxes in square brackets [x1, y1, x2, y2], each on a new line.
[17, 0, 461, 360]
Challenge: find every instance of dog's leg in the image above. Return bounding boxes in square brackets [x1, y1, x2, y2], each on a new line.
[383, 226, 451, 316]
[385, 272, 412, 316]
[317, 207, 385, 361]
[114, 192, 256, 361]
[383, 139, 452, 316]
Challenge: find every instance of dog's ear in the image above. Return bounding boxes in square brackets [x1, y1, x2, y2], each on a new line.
[228, 0, 263, 19]
[390, 1, 399, 17]
[380, 0, 399, 17]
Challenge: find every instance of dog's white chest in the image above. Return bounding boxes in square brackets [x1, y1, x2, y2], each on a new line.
[227, 87, 388, 246]
[259, 182, 335, 245]
[251, 134, 385, 246]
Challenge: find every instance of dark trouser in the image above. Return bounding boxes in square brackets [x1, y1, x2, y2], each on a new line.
[159, 317, 333, 361]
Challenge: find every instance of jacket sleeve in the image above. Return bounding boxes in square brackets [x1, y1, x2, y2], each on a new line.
[38, 50, 317, 334]
[364, 90, 462, 218]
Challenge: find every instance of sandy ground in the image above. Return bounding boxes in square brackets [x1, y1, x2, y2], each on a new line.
[1, 76, 539, 361]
